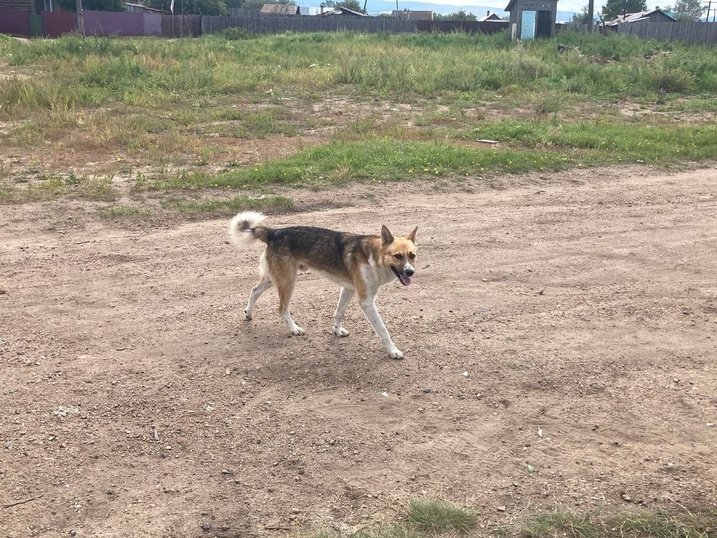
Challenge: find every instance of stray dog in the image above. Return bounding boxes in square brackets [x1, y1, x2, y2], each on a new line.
[229, 211, 417, 359]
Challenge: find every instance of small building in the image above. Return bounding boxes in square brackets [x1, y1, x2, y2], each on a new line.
[391, 9, 433, 20]
[605, 9, 675, 27]
[260, 3, 300, 15]
[477, 11, 502, 22]
[505, 0, 558, 39]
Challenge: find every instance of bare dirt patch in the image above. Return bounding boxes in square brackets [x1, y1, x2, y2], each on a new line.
[1, 167, 716, 537]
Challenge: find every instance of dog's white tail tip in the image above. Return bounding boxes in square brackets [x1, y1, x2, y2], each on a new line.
[229, 211, 266, 247]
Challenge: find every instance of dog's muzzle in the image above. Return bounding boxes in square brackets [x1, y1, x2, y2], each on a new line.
[392, 266, 414, 286]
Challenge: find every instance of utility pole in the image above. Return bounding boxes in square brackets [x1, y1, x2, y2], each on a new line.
[587, 0, 594, 31]
[75, 0, 85, 36]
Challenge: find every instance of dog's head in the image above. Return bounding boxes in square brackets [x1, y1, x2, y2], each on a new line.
[381, 225, 418, 286]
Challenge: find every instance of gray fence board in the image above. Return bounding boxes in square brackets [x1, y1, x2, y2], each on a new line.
[618, 21, 717, 44]
[200, 14, 416, 35]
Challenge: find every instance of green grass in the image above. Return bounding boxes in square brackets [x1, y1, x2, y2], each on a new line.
[406, 499, 479, 534]
[97, 205, 153, 219]
[159, 194, 293, 215]
[0, 174, 118, 203]
[3, 33, 717, 115]
[467, 120, 717, 163]
[1, 32, 716, 208]
[148, 140, 572, 190]
[516, 510, 715, 538]
[312, 501, 713, 538]
[316, 499, 479, 538]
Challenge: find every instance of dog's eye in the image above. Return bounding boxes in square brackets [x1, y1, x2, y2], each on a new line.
[408, 252, 416, 260]
[394, 253, 404, 260]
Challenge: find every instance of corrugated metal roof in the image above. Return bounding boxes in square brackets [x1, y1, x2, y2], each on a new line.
[605, 9, 676, 26]
[259, 3, 300, 15]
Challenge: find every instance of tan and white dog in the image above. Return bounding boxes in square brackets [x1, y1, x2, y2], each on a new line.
[229, 211, 417, 359]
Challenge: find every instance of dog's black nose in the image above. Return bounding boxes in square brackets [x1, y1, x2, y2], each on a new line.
[405, 267, 415, 277]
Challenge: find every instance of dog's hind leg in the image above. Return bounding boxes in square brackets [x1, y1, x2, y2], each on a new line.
[333, 287, 354, 337]
[273, 262, 304, 336]
[245, 274, 272, 320]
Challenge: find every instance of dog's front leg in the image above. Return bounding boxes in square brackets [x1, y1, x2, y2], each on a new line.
[359, 296, 403, 359]
[333, 287, 354, 337]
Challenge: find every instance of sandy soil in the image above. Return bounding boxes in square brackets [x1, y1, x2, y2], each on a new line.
[1, 167, 716, 537]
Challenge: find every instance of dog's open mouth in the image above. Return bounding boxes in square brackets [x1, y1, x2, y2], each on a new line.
[392, 266, 412, 286]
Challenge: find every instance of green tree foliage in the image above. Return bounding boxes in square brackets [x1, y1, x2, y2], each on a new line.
[571, 5, 592, 23]
[238, 0, 296, 9]
[433, 9, 478, 20]
[601, 0, 647, 20]
[56, 0, 125, 11]
[666, 0, 705, 20]
[321, 0, 363, 12]
[146, 0, 226, 14]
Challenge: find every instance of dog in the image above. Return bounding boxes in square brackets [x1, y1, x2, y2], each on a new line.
[229, 211, 417, 359]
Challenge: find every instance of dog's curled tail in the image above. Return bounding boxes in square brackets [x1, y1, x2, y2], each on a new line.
[229, 211, 269, 247]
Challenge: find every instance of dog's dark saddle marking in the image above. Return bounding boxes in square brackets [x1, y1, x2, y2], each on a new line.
[265, 226, 370, 274]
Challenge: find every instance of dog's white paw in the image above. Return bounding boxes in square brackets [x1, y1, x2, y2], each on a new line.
[388, 348, 404, 360]
[291, 326, 306, 336]
[334, 327, 349, 337]
[244, 311, 252, 321]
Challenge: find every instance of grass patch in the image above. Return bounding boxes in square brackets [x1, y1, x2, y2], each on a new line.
[97, 205, 153, 219]
[468, 120, 717, 163]
[2, 174, 119, 203]
[516, 509, 715, 538]
[152, 140, 571, 190]
[406, 498, 479, 534]
[1, 32, 716, 205]
[160, 194, 293, 215]
[320, 499, 478, 538]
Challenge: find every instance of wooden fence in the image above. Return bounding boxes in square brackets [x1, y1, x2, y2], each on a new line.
[201, 14, 416, 35]
[6, 11, 714, 42]
[617, 21, 717, 44]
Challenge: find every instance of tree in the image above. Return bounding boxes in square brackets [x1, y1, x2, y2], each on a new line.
[665, 0, 704, 20]
[601, 0, 646, 20]
[433, 9, 477, 20]
[56, 0, 124, 11]
[240, 0, 295, 9]
[146, 0, 227, 14]
[571, 5, 592, 23]
[321, 0, 363, 12]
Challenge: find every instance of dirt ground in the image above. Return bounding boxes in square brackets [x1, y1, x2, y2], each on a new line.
[1, 166, 716, 537]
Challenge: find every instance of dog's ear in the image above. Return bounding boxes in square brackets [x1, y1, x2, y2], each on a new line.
[381, 225, 394, 246]
[407, 226, 418, 244]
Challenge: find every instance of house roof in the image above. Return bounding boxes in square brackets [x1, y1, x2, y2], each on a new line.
[477, 13, 501, 21]
[260, 3, 300, 15]
[605, 9, 676, 25]
[321, 6, 367, 16]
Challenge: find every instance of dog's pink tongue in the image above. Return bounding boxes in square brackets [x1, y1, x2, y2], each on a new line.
[402, 275, 412, 286]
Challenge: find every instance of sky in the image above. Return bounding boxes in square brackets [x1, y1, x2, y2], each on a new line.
[347, 0, 665, 16]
